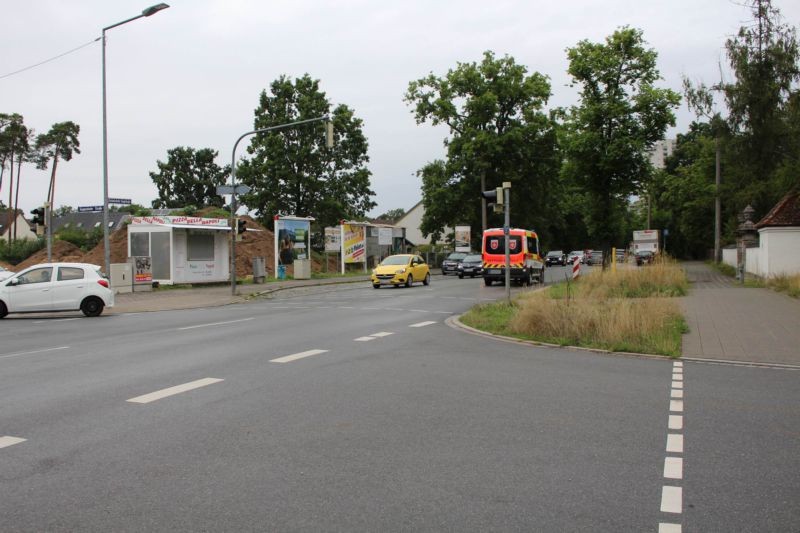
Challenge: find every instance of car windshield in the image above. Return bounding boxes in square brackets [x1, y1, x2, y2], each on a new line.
[463, 254, 481, 262]
[546, 251, 562, 257]
[380, 256, 411, 266]
[446, 253, 467, 260]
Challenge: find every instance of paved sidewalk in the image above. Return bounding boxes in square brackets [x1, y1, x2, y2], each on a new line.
[109, 276, 371, 314]
[680, 262, 800, 366]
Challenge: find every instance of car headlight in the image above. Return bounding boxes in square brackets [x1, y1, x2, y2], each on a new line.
[396, 268, 406, 274]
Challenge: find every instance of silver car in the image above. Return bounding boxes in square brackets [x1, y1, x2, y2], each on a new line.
[0, 262, 114, 318]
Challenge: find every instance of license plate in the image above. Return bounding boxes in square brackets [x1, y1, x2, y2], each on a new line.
[380, 279, 394, 285]
[489, 269, 501, 275]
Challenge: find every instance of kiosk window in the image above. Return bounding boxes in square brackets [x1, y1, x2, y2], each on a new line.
[187, 233, 214, 261]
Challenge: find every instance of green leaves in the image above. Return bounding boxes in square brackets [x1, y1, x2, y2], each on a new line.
[237, 75, 375, 230]
[405, 51, 559, 245]
[149, 147, 229, 209]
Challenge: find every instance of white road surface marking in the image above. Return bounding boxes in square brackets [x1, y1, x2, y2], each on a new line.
[659, 523, 682, 532]
[672, 381, 684, 389]
[127, 378, 224, 404]
[178, 318, 254, 331]
[666, 434, 684, 453]
[370, 332, 394, 338]
[670, 400, 684, 412]
[673, 362, 683, 368]
[664, 457, 683, 479]
[668, 415, 683, 430]
[270, 349, 329, 363]
[354, 336, 376, 342]
[671, 389, 684, 399]
[0, 346, 70, 360]
[672, 373, 683, 381]
[409, 321, 437, 328]
[0, 436, 26, 449]
[660, 486, 682, 513]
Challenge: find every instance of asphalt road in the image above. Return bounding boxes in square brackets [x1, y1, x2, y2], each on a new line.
[1, 272, 797, 531]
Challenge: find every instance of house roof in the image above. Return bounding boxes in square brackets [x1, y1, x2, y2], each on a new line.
[756, 190, 800, 229]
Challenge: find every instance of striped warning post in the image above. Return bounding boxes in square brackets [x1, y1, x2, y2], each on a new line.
[572, 256, 581, 279]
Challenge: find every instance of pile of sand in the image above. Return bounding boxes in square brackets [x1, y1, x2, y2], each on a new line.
[14, 240, 85, 270]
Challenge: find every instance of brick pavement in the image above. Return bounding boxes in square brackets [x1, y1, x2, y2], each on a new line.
[680, 262, 800, 366]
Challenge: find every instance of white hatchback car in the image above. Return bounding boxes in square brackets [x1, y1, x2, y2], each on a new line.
[0, 263, 114, 318]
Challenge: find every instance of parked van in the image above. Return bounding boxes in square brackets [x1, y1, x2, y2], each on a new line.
[481, 228, 544, 286]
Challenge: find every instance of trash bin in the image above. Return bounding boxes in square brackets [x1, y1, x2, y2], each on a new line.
[253, 257, 266, 284]
[277, 264, 286, 279]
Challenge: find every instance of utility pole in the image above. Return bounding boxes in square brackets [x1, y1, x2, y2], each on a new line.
[714, 137, 721, 262]
[503, 182, 511, 303]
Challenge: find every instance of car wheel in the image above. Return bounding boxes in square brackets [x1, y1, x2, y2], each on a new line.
[525, 270, 532, 286]
[405, 274, 413, 288]
[0, 301, 7, 319]
[458, 273, 464, 279]
[373, 284, 380, 289]
[441, 271, 446, 276]
[423, 273, 430, 286]
[80, 297, 104, 317]
[484, 278, 492, 286]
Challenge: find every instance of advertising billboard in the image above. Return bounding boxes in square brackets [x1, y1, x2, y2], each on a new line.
[455, 225, 471, 252]
[275, 218, 311, 266]
[343, 224, 366, 264]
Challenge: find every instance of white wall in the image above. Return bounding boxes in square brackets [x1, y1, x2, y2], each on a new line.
[760, 227, 800, 276]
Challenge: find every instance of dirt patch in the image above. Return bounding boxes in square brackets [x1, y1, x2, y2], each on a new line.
[0, 259, 15, 271]
[15, 240, 86, 270]
[81, 225, 130, 266]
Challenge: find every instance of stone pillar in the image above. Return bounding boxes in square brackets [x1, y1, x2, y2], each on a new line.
[736, 205, 758, 283]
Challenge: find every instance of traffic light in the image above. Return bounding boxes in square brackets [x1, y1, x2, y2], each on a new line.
[481, 187, 504, 213]
[30, 207, 45, 226]
[236, 218, 247, 234]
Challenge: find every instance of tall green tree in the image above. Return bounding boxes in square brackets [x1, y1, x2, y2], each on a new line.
[35, 121, 81, 210]
[405, 51, 559, 246]
[562, 27, 680, 264]
[150, 147, 230, 209]
[721, 0, 799, 215]
[0, 114, 29, 242]
[236, 75, 375, 230]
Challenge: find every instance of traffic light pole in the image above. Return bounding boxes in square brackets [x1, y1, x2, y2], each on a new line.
[503, 186, 510, 303]
[45, 202, 52, 262]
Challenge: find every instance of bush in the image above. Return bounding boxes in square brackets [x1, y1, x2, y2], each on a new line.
[0, 238, 46, 265]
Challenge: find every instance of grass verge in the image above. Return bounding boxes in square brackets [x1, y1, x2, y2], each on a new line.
[461, 261, 688, 357]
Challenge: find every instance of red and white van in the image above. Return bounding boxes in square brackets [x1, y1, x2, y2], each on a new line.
[481, 228, 544, 286]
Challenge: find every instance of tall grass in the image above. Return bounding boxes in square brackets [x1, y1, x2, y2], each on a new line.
[766, 273, 800, 298]
[461, 261, 689, 357]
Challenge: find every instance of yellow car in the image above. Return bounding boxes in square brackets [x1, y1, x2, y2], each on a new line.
[371, 254, 431, 288]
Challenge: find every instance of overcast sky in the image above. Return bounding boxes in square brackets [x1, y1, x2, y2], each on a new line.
[2, 0, 798, 218]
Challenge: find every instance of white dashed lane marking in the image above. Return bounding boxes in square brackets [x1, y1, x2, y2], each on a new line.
[660, 486, 683, 513]
[127, 378, 224, 404]
[178, 318, 254, 331]
[270, 349, 329, 364]
[354, 336, 375, 342]
[0, 436, 26, 449]
[664, 457, 683, 479]
[659, 522, 682, 532]
[668, 415, 683, 430]
[0, 346, 70, 360]
[666, 433, 684, 453]
[409, 321, 437, 328]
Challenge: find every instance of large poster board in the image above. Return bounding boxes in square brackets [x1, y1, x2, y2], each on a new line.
[455, 225, 471, 252]
[275, 218, 311, 267]
[324, 227, 340, 252]
[342, 224, 366, 265]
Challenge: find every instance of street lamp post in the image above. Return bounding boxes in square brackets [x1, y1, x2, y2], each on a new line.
[229, 116, 333, 295]
[101, 3, 169, 274]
